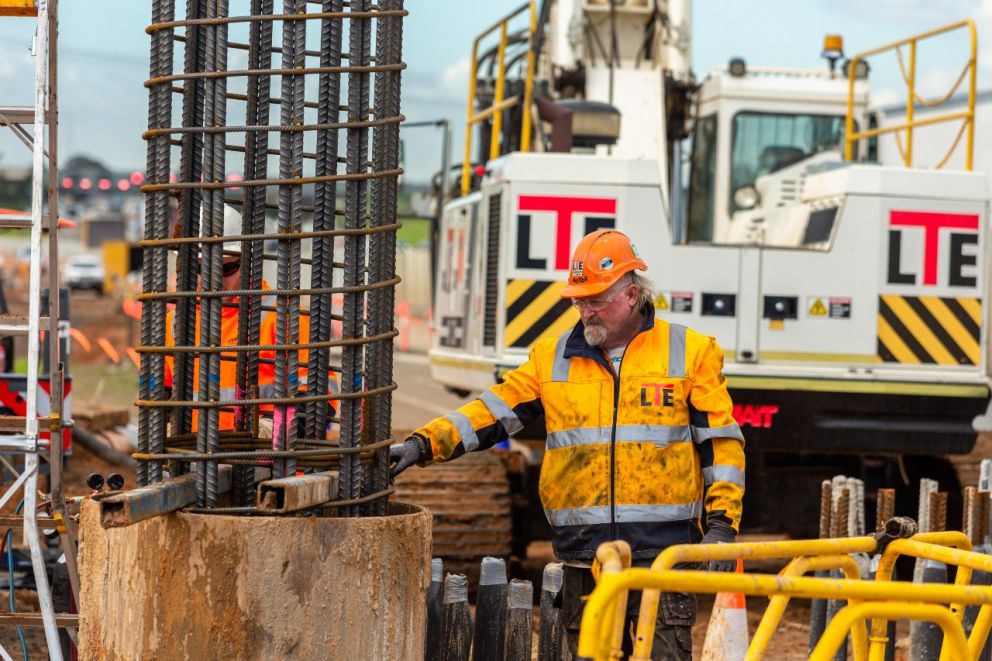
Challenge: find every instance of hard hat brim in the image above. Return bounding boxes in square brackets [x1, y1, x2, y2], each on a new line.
[560, 278, 614, 299]
[559, 261, 644, 299]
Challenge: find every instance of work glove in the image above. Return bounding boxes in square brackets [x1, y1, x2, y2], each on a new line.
[701, 523, 737, 572]
[388, 434, 430, 478]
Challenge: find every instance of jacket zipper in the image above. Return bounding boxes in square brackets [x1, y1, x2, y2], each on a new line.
[609, 363, 620, 540]
[589, 321, 650, 542]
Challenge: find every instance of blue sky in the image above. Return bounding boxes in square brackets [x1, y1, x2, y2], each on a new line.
[0, 1, 986, 181]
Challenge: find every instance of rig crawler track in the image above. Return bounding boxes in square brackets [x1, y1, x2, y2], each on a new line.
[135, 0, 406, 515]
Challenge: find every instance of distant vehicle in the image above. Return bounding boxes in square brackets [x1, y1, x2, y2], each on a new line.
[63, 253, 104, 294]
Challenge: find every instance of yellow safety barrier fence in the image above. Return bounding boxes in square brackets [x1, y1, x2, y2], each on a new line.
[577, 528, 992, 661]
[844, 19, 977, 170]
[460, 1, 537, 197]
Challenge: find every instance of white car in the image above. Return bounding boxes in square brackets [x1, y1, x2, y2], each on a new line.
[63, 253, 104, 294]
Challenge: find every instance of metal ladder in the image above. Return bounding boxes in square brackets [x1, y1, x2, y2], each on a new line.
[0, 1, 77, 659]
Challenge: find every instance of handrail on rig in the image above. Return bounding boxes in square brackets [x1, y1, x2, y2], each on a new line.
[460, 1, 537, 197]
[845, 19, 977, 171]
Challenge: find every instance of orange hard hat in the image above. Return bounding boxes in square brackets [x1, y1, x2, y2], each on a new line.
[560, 229, 647, 298]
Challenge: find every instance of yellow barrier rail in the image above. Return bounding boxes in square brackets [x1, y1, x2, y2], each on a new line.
[460, 1, 537, 197]
[580, 532, 992, 661]
[750, 554, 865, 661]
[634, 536, 878, 660]
[844, 19, 977, 170]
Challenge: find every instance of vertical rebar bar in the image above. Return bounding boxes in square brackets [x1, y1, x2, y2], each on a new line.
[273, 0, 305, 479]
[876, 488, 895, 532]
[504, 579, 534, 661]
[139, 0, 177, 487]
[338, 0, 373, 516]
[474, 556, 508, 661]
[826, 485, 850, 661]
[441, 573, 473, 661]
[196, 0, 225, 508]
[426, 558, 444, 661]
[538, 563, 565, 661]
[965, 486, 979, 546]
[305, 0, 343, 449]
[233, 0, 275, 503]
[363, 0, 404, 515]
[912, 488, 949, 661]
[930, 491, 947, 533]
[173, 0, 208, 459]
[809, 479, 832, 654]
[819, 480, 832, 539]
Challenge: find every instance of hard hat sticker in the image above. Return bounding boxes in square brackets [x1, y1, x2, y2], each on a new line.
[630, 243, 640, 258]
[600, 257, 614, 271]
[571, 260, 584, 276]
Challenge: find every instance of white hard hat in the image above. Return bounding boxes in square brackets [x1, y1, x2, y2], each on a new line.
[199, 204, 244, 255]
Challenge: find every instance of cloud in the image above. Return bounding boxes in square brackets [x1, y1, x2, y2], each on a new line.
[872, 88, 901, 109]
[827, 0, 978, 24]
[440, 57, 471, 97]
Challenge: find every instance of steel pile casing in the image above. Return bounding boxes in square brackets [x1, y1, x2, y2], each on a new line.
[77, 501, 431, 660]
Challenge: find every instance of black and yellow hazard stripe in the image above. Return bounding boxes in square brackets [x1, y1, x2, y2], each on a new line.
[504, 279, 579, 349]
[877, 294, 981, 365]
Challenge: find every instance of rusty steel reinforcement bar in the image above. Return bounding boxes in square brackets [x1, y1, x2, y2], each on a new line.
[138, 0, 177, 488]
[364, 0, 403, 516]
[256, 470, 339, 512]
[137, 0, 405, 515]
[100, 465, 232, 528]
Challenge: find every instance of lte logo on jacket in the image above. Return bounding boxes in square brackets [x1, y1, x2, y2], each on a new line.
[641, 383, 675, 407]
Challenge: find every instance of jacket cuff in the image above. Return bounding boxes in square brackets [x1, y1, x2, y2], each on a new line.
[410, 433, 433, 463]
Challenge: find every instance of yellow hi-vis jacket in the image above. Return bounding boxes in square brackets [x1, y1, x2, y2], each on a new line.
[415, 305, 745, 561]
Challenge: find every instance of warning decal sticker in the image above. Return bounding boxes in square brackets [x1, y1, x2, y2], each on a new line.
[807, 296, 852, 319]
[808, 298, 827, 316]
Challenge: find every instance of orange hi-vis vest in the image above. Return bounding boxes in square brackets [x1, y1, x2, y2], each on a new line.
[415, 304, 745, 561]
[164, 294, 334, 431]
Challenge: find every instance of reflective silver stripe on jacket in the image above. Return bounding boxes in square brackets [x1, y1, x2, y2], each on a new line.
[668, 323, 687, 378]
[702, 465, 745, 487]
[551, 332, 571, 382]
[480, 390, 524, 435]
[691, 423, 745, 442]
[546, 424, 692, 450]
[261, 294, 277, 308]
[545, 501, 704, 527]
[445, 411, 480, 452]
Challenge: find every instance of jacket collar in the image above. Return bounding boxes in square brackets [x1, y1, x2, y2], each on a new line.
[563, 301, 657, 361]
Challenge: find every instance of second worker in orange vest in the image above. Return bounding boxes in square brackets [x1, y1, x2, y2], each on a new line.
[164, 205, 337, 436]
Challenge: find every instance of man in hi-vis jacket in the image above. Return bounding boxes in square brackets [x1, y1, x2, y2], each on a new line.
[391, 229, 745, 659]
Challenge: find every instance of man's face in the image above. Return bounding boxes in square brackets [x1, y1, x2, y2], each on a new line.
[176, 254, 241, 291]
[221, 255, 241, 290]
[571, 276, 637, 347]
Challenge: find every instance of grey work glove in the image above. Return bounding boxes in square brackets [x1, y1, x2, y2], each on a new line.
[389, 434, 430, 478]
[701, 523, 737, 572]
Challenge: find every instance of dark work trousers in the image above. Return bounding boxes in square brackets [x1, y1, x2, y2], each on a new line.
[561, 562, 695, 660]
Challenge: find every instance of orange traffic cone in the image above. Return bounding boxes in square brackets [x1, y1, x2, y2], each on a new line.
[700, 558, 748, 660]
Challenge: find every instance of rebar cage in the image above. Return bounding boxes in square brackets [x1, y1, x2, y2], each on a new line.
[135, 0, 406, 517]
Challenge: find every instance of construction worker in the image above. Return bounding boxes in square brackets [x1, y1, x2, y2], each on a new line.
[164, 205, 336, 435]
[390, 229, 745, 659]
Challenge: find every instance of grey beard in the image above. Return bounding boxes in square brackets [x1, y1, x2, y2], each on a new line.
[584, 323, 608, 346]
